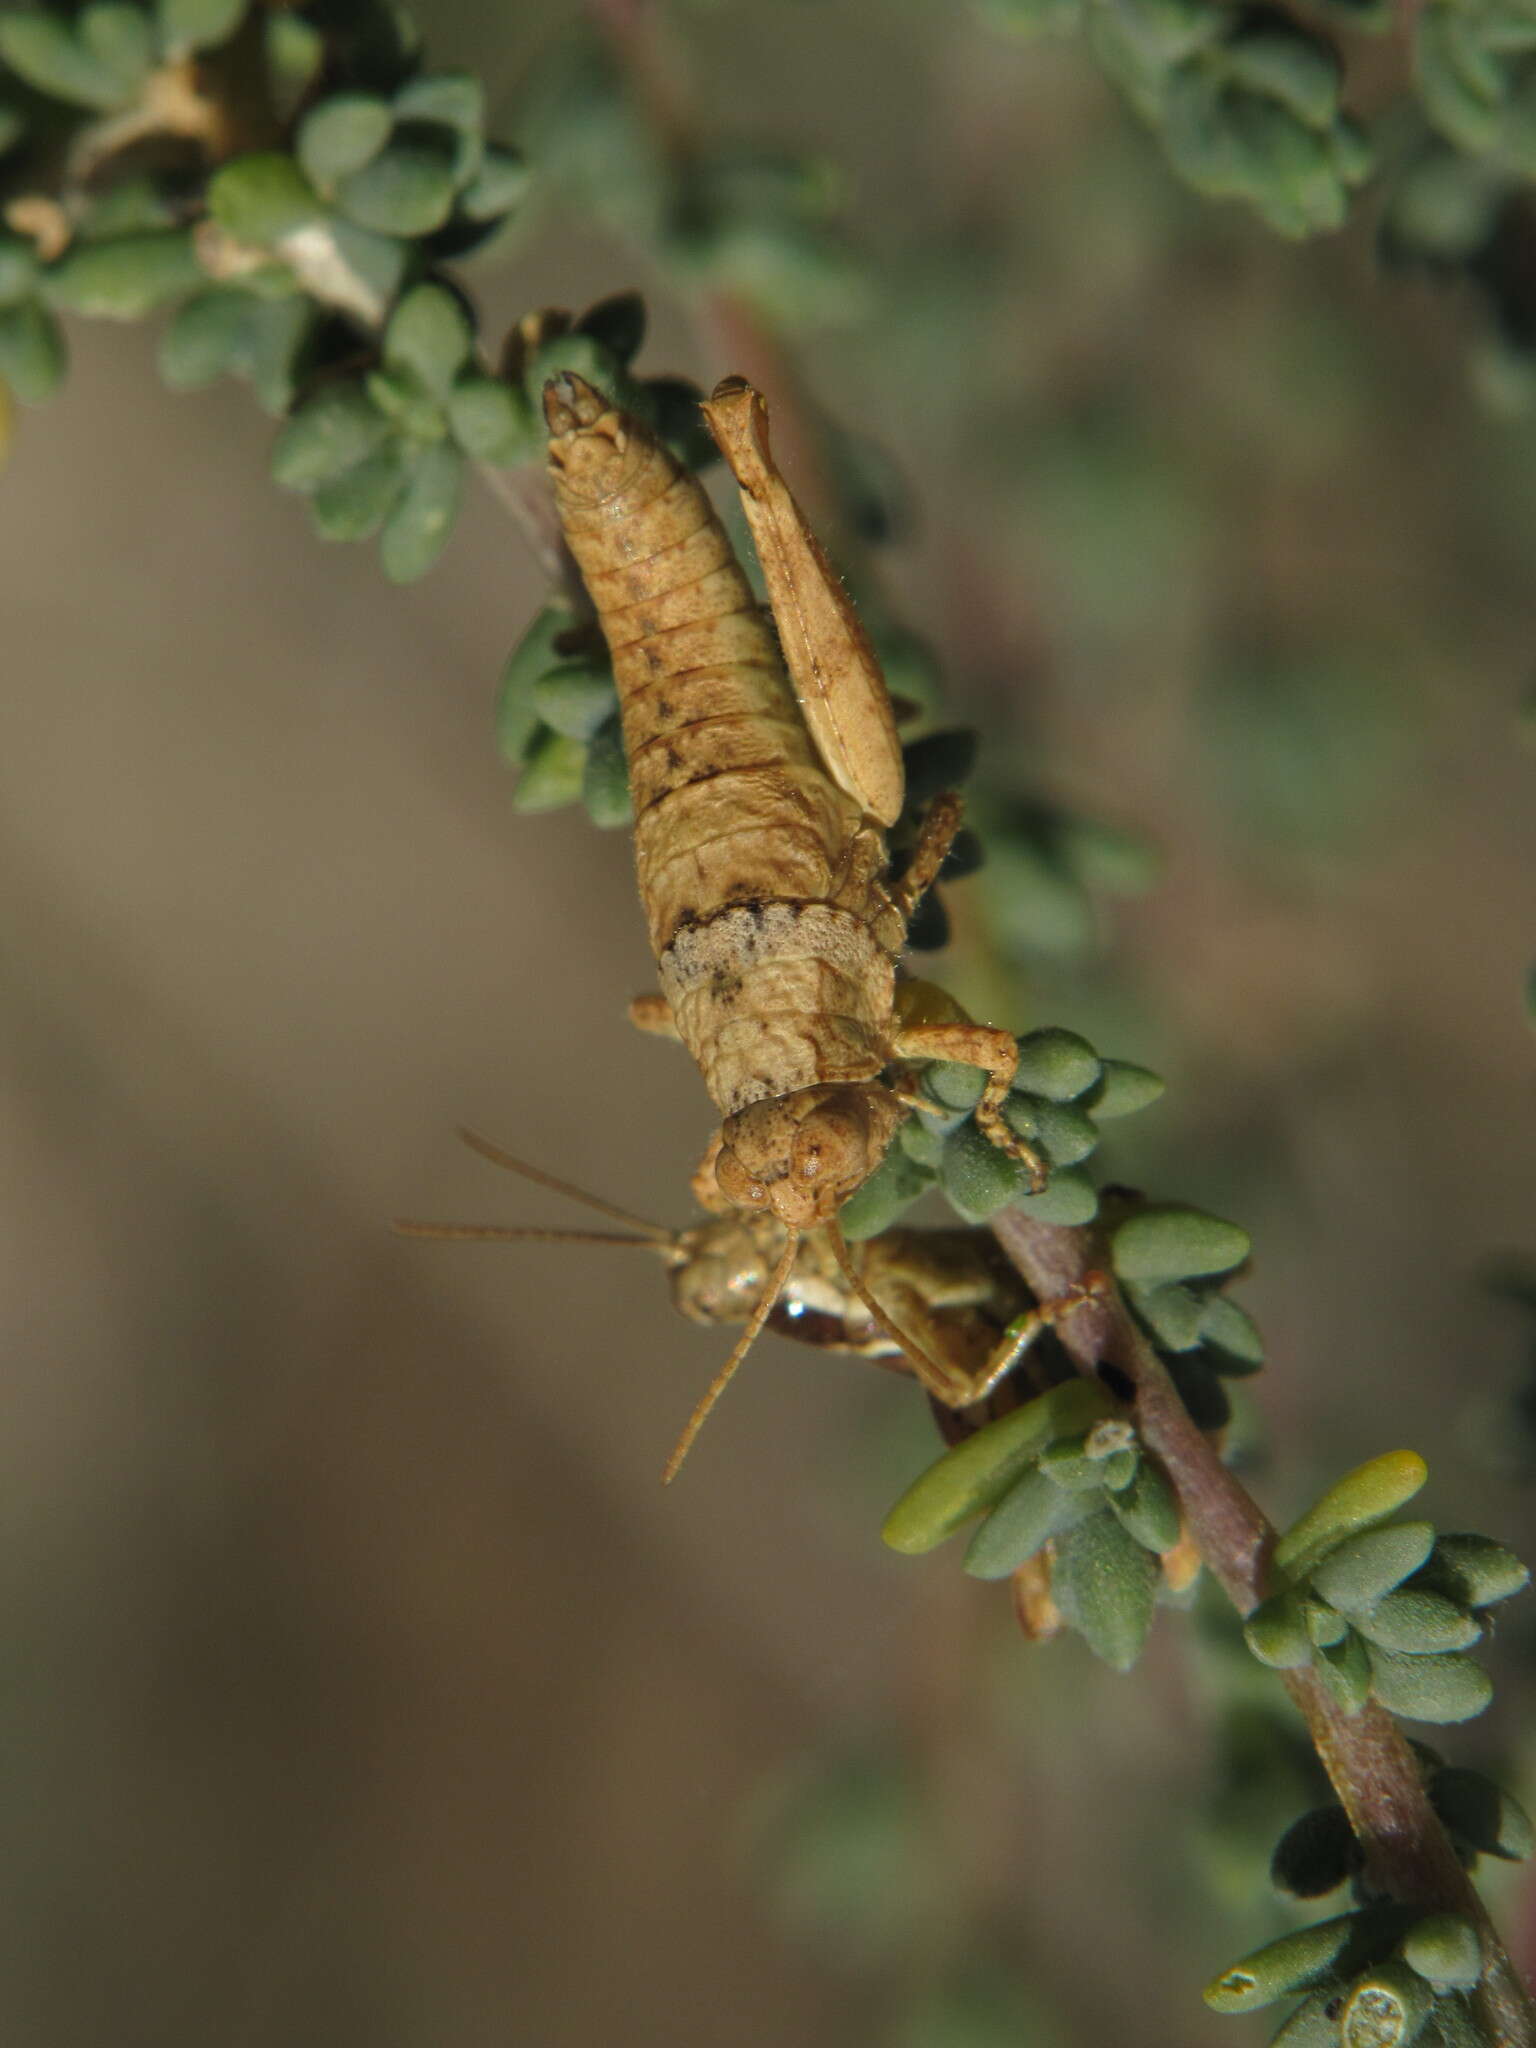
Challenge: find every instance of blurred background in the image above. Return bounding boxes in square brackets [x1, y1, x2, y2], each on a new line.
[3, 1, 1536, 2041]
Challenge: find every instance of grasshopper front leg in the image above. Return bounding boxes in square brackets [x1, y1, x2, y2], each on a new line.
[889, 981, 1048, 1193]
[629, 992, 682, 1040]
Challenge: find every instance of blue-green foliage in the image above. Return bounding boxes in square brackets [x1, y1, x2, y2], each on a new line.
[1244, 1517, 1528, 1724]
[513, 24, 869, 331]
[981, 0, 1373, 236]
[0, 0, 530, 576]
[1205, 1897, 1501, 2041]
[881, 1189, 1252, 1664]
[1207, 1745, 1532, 2039]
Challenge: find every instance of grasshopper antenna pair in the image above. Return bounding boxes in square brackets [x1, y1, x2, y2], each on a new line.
[397, 1130, 1094, 1485]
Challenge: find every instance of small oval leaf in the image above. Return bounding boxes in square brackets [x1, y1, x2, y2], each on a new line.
[1273, 1452, 1430, 1583]
[1112, 1205, 1251, 1286]
[882, 1377, 1115, 1555]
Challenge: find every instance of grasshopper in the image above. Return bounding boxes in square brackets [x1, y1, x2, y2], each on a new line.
[396, 1130, 1082, 1422]
[543, 373, 1047, 1478]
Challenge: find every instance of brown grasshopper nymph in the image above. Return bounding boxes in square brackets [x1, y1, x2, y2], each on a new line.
[395, 1131, 1090, 1423]
[543, 372, 1048, 1478]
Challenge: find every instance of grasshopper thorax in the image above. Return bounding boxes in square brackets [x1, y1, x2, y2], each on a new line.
[714, 1084, 906, 1229]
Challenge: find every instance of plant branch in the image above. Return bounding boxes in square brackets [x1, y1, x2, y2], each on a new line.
[989, 1207, 1536, 2047]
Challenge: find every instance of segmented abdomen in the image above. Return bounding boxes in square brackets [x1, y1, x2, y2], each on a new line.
[546, 383, 862, 962]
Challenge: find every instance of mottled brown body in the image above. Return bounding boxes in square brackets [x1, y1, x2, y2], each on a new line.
[543, 373, 1046, 1476]
[545, 373, 903, 1160]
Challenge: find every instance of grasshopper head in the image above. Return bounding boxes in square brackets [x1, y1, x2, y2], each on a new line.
[714, 1085, 906, 1230]
[668, 1214, 783, 1326]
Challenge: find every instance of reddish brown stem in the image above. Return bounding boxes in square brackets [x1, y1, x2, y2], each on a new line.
[989, 1208, 1536, 2047]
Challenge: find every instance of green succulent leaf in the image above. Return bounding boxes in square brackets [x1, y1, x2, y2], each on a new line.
[1270, 1804, 1362, 1900]
[1401, 1913, 1483, 1992]
[1305, 1598, 1349, 1648]
[963, 1464, 1082, 1579]
[1009, 1027, 1101, 1102]
[882, 1376, 1115, 1555]
[272, 385, 392, 491]
[1199, 1293, 1264, 1370]
[1365, 1647, 1494, 1724]
[364, 362, 445, 440]
[925, 1061, 988, 1112]
[0, 7, 138, 108]
[79, 3, 154, 83]
[446, 373, 534, 462]
[155, 0, 247, 55]
[1309, 1522, 1437, 1616]
[393, 70, 484, 133]
[1339, 1961, 1435, 2048]
[1353, 1589, 1481, 1656]
[0, 236, 39, 306]
[1113, 1206, 1251, 1287]
[939, 1121, 1033, 1222]
[1050, 1505, 1160, 1670]
[1244, 1589, 1315, 1670]
[1428, 1767, 1533, 1860]
[1085, 1059, 1166, 1119]
[309, 442, 409, 541]
[498, 605, 578, 765]
[334, 128, 460, 236]
[1008, 1168, 1098, 1226]
[836, 1142, 932, 1241]
[1038, 1433, 1112, 1493]
[532, 657, 619, 741]
[1222, 25, 1343, 130]
[1126, 1279, 1208, 1352]
[1204, 1910, 1404, 2014]
[1105, 1457, 1181, 1553]
[1268, 1989, 1354, 2046]
[512, 725, 587, 813]
[1002, 1094, 1097, 1168]
[1273, 1452, 1430, 1584]
[581, 716, 632, 828]
[0, 297, 66, 403]
[1414, 1533, 1529, 1611]
[1314, 1628, 1373, 1715]
[43, 229, 202, 318]
[383, 282, 475, 397]
[378, 439, 464, 581]
[297, 92, 395, 189]
[209, 154, 324, 245]
[459, 144, 530, 222]
[158, 286, 251, 388]
[896, 1115, 947, 1168]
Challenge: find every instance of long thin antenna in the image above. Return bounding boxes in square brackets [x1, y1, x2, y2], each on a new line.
[393, 1219, 667, 1251]
[455, 1126, 671, 1240]
[661, 1228, 801, 1486]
